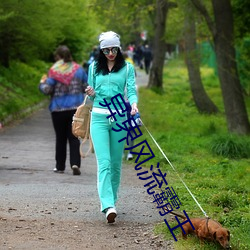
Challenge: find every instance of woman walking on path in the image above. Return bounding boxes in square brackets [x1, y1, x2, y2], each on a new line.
[85, 31, 138, 223]
[39, 45, 88, 175]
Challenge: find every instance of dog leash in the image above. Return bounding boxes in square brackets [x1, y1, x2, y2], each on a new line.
[139, 118, 209, 218]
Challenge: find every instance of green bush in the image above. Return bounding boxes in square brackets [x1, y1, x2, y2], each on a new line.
[210, 192, 237, 209]
[210, 135, 250, 159]
[0, 60, 49, 123]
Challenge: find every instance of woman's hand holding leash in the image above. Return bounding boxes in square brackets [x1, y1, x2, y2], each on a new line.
[85, 86, 95, 97]
[131, 103, 138, 115]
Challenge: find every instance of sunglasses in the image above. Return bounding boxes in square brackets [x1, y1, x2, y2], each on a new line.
[102, 47, 119, 55]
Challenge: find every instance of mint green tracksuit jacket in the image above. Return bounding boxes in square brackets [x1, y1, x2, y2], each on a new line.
[88, 62, 138, 212]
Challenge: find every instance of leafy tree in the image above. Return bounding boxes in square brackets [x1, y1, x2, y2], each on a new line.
[232, 0, 250, 95]
[0, 0, 99, 67]
[91, 0, 218, 114]
[164, 2, 184, 44]
[232, 0, 250, 40]
[91, 0, 155, 47]
[183, 1, 218, 114]
[0, 0, 58, 66]
[191, 0, 250, 134]
[148, 0, 177, 89]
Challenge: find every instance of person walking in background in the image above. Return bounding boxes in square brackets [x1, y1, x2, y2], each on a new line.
[134, 44, 144, 69]
[84, 46, 99, 72]
[85, 31, 138, 223]
[123, 51, 136, 76]
[39, 45, 88, 175]
[88, 46, 99, 64]
[143, 44, 153, 74]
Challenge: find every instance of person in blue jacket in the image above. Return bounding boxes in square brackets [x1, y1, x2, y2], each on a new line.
[39, 45, 88, 175]
[86, 31, 138, 223]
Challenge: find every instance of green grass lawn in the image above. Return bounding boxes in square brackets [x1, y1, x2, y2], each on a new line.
[136, 58, 250, 249]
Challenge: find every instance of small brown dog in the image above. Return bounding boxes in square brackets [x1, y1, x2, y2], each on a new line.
[168, 211, 231, 249]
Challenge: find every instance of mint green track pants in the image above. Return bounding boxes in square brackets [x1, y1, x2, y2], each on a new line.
[90, 112, 127, 212]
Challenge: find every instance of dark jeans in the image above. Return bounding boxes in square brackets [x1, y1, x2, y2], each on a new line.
[144, 59, 151, 74]
[51, 110, 80, 171]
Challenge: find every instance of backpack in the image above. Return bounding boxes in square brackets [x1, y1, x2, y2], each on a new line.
[72, 95, 93, 158]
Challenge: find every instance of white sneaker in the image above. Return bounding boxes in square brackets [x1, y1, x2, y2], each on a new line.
[53, 168, 64, 173]
[106, 207, 117, 223]
[127, 153, 133, 160]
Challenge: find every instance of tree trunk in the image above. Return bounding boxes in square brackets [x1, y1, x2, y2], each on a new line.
[191, 0, 250, 134]
[0, 34, 10, 67]
[148, 0, 169, 89]
[212, 0, 250, 134]
[184, 4, 218, 114]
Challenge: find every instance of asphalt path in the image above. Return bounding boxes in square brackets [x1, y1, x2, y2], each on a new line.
[0, 70, 174, 249]
[0, 69, 152, 221]
[0, 102, 158, 223]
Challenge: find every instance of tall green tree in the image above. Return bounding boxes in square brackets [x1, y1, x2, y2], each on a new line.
[191, 0, 250, 134]
[0, 0, 59, 66]
[232, 0, 250, 95]
[91, 0, 155, 47]
[0, 0, 99, 67]
[148, 0, 177, 89]
[232, 0, 250, 39]
[183, 1, 218, 114]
